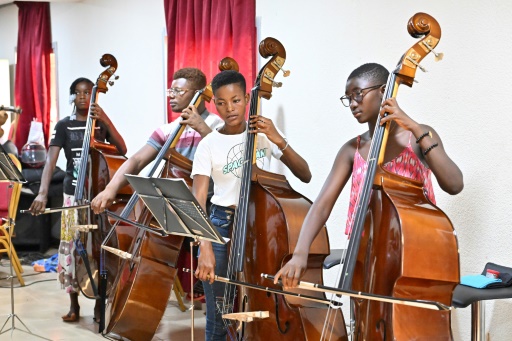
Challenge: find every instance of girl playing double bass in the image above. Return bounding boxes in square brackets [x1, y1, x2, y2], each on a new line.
[275, 62, 463, 288]
[191, 70, 311, 341]
[28, 77, 126, 323]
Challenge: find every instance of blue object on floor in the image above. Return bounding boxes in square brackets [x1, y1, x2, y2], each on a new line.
[31, 253, 58, 272]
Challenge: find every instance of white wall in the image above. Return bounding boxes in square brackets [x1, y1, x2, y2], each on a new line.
[0, 4, 17, 64]
[0, 4, 19, 143]
[50, 0, 168, 158]
[1, 0, 511, 339]
[0, 0, 167, 166]
[256, 1, 512, 340]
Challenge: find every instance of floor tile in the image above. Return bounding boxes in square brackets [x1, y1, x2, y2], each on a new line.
[0, 255, 205, 341]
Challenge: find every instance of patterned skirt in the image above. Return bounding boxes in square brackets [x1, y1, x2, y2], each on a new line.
[57, 194, 80, 293]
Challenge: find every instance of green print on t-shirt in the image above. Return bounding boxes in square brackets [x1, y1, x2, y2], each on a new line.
[223, 147, 268, 175]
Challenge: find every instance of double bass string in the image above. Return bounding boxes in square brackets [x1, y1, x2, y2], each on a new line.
[98, 91, 201, 283]
[221, 91, 257, 341]
[322, 249, 346, 340]
[102, 81, 212, 237]
[321, 73, 394, 340]
[334, 73, 393, 290]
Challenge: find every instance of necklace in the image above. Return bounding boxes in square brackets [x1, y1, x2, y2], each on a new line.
[220, 121, 246, 135]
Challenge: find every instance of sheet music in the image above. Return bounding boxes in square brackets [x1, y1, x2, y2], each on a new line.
[137, 194, 191, 237]
[167, 198, 218, 240]
[125, 175, 225, 244]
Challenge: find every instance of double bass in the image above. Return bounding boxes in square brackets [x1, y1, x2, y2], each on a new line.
[102, 57, 240, 341]
[73, 54, 134, 299]
[338, 13, 460, 340]
[222, 37, 347, 341]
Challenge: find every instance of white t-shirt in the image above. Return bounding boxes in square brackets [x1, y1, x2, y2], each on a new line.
[191, 128, 284, 207]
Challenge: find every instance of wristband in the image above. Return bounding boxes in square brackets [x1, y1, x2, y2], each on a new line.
[279, 138, 289, 152]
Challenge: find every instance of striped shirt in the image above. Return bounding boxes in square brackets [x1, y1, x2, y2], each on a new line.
[147, 109, 223, 160]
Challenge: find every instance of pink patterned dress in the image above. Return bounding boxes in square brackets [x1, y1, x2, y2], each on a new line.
[345, 133, 436, 235]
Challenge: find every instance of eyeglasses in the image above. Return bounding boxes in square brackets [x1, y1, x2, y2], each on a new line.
[166, 88, 196, 97]
[340, 84, 384, 107]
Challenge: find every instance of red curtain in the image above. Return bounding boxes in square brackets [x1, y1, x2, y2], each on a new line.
[14, 2, 52, 151]
[164, 0, 256, 122]
[164, 0, 256, 294]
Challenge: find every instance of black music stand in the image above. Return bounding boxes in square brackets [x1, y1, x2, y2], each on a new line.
[124, 175, 225, 340]
[0, 145, 50, 340]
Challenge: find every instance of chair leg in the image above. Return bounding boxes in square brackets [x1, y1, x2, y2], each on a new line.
[7, 246, 24, 286]
[10, 245, 24, 274]
[1, 244, 25, 286]
[471, 300, 485, 341]
[0, 238, 24, 286]
[173, 277, 186, 312]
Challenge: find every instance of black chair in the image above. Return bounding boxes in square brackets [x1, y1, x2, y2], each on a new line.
[13, 167, 64, 253]
[323, 248, 345, 270]
[325, 252, 512, 341]
[452, 263, 512, 341]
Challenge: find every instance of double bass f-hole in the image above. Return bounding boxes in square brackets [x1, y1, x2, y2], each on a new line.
[376, 319, 386, 341]
[273, 294, 290, 334]
[129, 236, 143, 271]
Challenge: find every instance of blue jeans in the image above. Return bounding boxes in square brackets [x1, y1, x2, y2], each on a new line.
[203, 204, 234, 341]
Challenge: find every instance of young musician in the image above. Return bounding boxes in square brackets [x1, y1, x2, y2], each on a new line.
[91, 67, 222, 213]
[91, 67, 222, 302]
[274, 63, 463, 288]
[191, 70, 311, 340]
[28, 77, 126, 322]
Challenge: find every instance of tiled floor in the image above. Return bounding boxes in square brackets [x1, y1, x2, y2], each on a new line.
[0, 251, 206, 341]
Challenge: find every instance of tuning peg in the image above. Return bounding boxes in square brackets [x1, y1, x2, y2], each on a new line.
[264, 73, 282, 87]
[108, 81, 115, 86]
[406, 52, 427, 73]
[272, 60, 290, 77]
[422, 41, 444, 62]
[114, 74, 120, 80]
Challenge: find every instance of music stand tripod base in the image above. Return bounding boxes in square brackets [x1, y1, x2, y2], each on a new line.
[0, 145, 51, 340]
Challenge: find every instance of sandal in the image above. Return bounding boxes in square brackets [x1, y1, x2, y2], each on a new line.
[186, 280, 205, 302]
[186, 292, 205, 301]
[62, 310, 80, 322]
